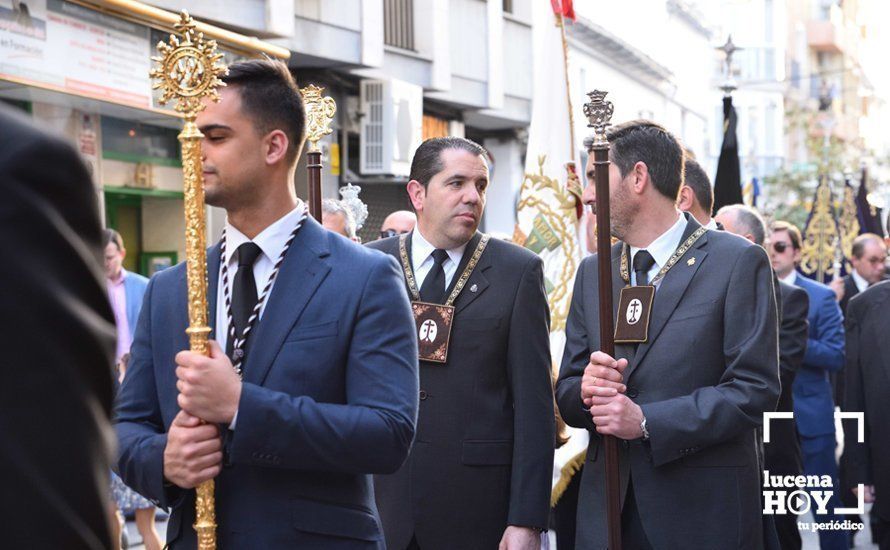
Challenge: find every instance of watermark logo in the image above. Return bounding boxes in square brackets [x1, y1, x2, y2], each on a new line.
[762, 411, 867, 532]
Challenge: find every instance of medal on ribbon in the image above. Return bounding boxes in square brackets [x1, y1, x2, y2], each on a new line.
[614, 225, 707, 343]
[399, 234, 490, 363]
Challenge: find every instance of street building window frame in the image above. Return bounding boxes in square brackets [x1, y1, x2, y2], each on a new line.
[384, 0, 415, 51]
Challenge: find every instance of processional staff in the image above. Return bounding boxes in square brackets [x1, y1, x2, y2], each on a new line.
[150, 11, 227, 549]
[300, 84, 337, 220]
[583, 90, 622, 549]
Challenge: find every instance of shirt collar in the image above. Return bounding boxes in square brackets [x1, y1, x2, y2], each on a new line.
[109, 268, 128, 286]
[223, 202, 305, 266]
[629, 211, 687, 271]
[704, 217, 718, 230]
[780, 271, 797, 285]
[411, 227, 467, 268]
[851, 269, 869, 293]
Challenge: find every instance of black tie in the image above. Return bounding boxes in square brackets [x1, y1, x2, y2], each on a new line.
[419, 249, 449, 303]
[229, 242, 262, 356]
[632, 250, 656, 286]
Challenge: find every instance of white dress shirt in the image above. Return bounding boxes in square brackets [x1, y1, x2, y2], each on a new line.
[215, 203, 305, 430]
[214, 202, 306, 352]
[780, 271, 797, 286]
[411, 228, 468, 292]
[704, 218, 719, 230]
[851, 269, 869, 293]
[629, 212, 687, 287]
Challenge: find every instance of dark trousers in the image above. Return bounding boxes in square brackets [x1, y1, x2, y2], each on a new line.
[872, 513, 890, 550]
[622, 478, 653, 550]
[800, 434, 848, 550]
[554, 465, 582, 550]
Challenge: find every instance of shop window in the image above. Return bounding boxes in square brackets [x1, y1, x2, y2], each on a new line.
[101, 116, 181, 166]
[422, 114, 450, 140]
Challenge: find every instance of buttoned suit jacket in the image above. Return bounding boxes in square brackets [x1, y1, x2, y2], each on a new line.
[369, 232, 555, 550]
[790, 274, 844, 439]
[844, 281, 890, 522]
[115, 218, 419, 549]
[556, 215, 780, 549]
[0, 105, 116, 549]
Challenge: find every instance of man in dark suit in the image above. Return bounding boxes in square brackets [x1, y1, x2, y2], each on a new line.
[115, 60, 419, 549]
[717, 204, 810, 549]
[557, 120, 780, 549]
[769, 220, 848, 549]
[828, 233, 885, 407]
[0, 105, 117, 548]
[845, 280, 890, 549]
[830, 233, 887, 315]
[830, 232, 887, 544]
[370, 137, 554, 550]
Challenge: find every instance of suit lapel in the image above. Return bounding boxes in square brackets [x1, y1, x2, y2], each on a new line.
[241, 217, 331, 386]
[450, 233, 489, 314]
[626, 219, 708, 377]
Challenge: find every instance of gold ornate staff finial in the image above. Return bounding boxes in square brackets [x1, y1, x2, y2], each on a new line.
[150, 11, 227, 550]
[150, 11, 227, 115]
[583, 90, 614, 148]
[300, 84, 337, 153]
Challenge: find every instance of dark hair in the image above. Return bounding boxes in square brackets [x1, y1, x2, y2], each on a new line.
[604, 120, 684, 202]
[717, 204, 766, 245]
[683, 157, 713, 215]
[770, 220, 803, 250]
[409, 137, 487, 188]
[222, 59, 306, 163]
[103, 228, 124, 251]
[851, 233, 884, 259]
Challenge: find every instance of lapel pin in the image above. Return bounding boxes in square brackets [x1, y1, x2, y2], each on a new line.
[470, 284, 478, 293]
[687, 257, 696, 266]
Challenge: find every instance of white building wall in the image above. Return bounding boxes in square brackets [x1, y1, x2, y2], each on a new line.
[482, 137, 525, 236]
[702, 0, 787, 185]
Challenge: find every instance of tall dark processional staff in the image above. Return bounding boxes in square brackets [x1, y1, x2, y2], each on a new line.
[300, 84, 337, 220]
[583, 89, 621, 549]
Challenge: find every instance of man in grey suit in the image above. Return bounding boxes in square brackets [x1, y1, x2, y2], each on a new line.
[556, 120, 780, 549]
[371, 137, 554, 550]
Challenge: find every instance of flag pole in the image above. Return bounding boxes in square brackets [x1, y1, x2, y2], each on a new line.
[583, 90, 621, 550]
[555, 11, 576, 161]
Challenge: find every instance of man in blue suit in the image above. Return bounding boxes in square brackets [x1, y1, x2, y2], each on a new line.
[769, 221, 847, 549]
[103, 228, 149, 362]
[115, 59, 419, 549]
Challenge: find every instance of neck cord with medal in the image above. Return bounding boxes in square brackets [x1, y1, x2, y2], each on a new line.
[399, 233, 491, 304]
[613, 225, 707, 343]
[219, 208, 308, 376]
[398, 233, 490, 363]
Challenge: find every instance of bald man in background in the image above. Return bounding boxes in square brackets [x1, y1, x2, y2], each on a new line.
[379, 210, 416, 240]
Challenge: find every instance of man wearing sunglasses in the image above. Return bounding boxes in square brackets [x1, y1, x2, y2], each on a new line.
[768, 220, 848, 550]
